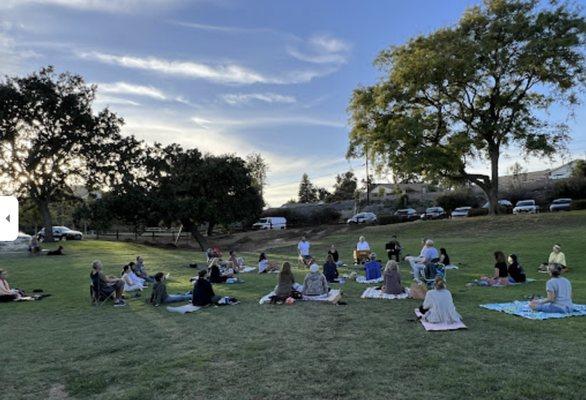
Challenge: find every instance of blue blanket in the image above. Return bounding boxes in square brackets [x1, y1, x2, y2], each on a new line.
[480, 302, 586, 320]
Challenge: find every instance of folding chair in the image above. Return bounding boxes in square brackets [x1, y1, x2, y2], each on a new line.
[89, 279, 115, 307]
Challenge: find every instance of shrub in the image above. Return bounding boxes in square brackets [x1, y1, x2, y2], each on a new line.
[468, 208, 489, 217]
[572, 199, 586, 210]
[377, 215, 403, 225]
[551, 177, 586, 201]
[436, 190, 480, 213]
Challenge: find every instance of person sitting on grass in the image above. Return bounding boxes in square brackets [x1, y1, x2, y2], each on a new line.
[228, 250, 245, 272]
[47, 246, 64, 256]
[364, 253, 382, 281]
[28, 236, 41, 255]
[302, 263, 329, 297]
[418, 277, 462, 324]
[258, 252, 279, 274]
[0, 269, 23, 302]
[469, 251, 509, 287]
[121, 264, 144, 294]
[381, 261, 405, 295]
[192, 270, 221, 307]
[90, 260, 126, 307]
[530, 264, 573, 313]
[328, 244, 343, 267]
[323, 254, 339, 283]
[208, 258, 235, 284]
[439, 248, 450, 266]
[125, 262, 146, 287]
[539, 244, 567, 273]
[507, 254, 526, 284]
[134, 256, 154, 283]
[271, 262, 296, 303]
[149, 272, 191, 307]
[406, 239, 439, 283]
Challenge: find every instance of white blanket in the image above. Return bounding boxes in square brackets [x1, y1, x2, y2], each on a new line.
[414, 309, 467, 331]
[259, 289, 341, 304]
[355, 276, 384, 284]
[240, 266, 256, 273]
[444, 264, 459, 270]
[361, 287, 410, 300]
[166, 304, 201, 314]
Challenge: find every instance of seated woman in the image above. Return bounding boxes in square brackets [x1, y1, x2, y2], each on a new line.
[302, 264, 329, 297]
[271, 262, 296, 303]
[208, 258, 234, 284]
[530, 264, 573, 313]
[328, 244, 343, 267]
[419, 277, 462, 324]
[507, 254, 526, 284]
[192, 270, 222, 307]
[381, 261, 405, 295]
[364, 253, 382, 280]
[470, 251, 509, 286]
[134, 256, 154, 283]
[258, 252, 279, 274]
[439, 248, 450, 266]
[47, 246, 64, 256]
[228, 250, 245, 272]
[149, 272, 191, 307]
[539, 244, 567, 273]
[0, 269, 23, 302]
[126, 262, 146, 287]
[323, 254, 339, 283]
[90, 260, 126, 306]
[121, 264, 144, 293]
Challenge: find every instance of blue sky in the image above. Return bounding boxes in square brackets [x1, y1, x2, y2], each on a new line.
[1, 0, 584, 206]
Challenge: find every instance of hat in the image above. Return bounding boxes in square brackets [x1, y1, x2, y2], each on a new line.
[310, 264, 319, 273]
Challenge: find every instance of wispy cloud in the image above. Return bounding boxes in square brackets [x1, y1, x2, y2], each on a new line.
[94, 95, 141, 107]
[221, 92, 296, 105]
[191, 114, 345, 129]
[78, 51, 337, 85]
[96, 82, 168, 100]
[287, 34, 351, 64]
[169, 20, 284, 36]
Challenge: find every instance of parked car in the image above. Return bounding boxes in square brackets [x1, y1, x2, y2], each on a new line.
[394, 208, 419, 222]
[451, 206, 472, 218]
[513, 200, 540, 214]
[482, 199, 513, 209]
[252, 217, 287, 230]
[347, 212, 377, 224]
[549, 198, 572, 212]
[37, 226, 83, 241]
[421, 207, 447, 220]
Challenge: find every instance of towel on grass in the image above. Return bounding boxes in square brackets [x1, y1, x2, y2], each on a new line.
[355, 276, 384, 284]
[259, 289, 341, 304]
[480, 302, 586, 320]
[240, 266, 256, 273]
[166, 304, 201, 314]
[361, 287, 410, 300]
[414, 309, 467, 331]
[444, 264, 459, 270]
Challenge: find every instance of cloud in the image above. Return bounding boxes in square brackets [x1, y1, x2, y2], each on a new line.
[79, 51, 338, 85]
[94, 95, 141, 107]
[191, 114, 345, 129]
[0, 0, 185, 13]
[96, 82, 168, 100]
[169, 20, 281, 35]
[221, 92, 296, 105]
[287, 34, 351, 65]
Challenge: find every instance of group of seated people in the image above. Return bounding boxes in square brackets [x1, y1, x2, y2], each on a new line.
[470, 252, 527, 286]
[405, 239, 450, 284]
[270, 261, 332, 303]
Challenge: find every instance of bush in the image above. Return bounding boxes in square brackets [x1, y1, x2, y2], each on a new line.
[377, 215, 403, 225]
[572, 199, 586, 210]
[468, 208, 489, 217]
[551, 177, 586, 201]
[436, 190, 480, 213]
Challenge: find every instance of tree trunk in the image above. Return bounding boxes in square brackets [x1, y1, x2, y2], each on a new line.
[190, 227, 209, 251]
[38, 200, 54, 242]
[488, 146, 500, 216]
[206, 221, 215, 237]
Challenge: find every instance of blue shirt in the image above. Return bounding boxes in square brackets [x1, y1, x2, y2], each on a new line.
[420, 247, 439, 263]
[364, 260, 382, 280]
[546, 277, 573, 311]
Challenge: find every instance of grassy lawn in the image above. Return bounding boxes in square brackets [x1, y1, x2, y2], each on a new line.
[1, 211, 586, 400]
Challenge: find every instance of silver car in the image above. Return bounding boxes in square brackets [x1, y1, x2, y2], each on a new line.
[451, 206, 472, 218]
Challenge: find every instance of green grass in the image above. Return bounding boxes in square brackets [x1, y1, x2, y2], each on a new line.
[1, 211, 586, 399]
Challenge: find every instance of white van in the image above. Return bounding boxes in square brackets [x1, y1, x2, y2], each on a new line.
[252, 217, 287, 230]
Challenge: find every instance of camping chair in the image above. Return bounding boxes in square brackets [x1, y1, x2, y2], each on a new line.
[353, 250, 371, 265]
[422, 263, 447, 289]
[89, 279, 115, 307]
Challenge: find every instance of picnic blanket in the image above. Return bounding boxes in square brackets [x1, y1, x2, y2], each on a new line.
[259, 289, 341, 304]
[480, 302, 586, 320]
[415, 309, 467, 331]
[240, 266, 256, 273]
[444, 264, 459, 270]
[361, 287, 410, 300]
[166, 304, 201, 314]
[355, 276, 384, 284]
[469, 278, 536, 287]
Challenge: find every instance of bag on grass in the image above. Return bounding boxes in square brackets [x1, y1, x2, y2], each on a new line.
[410, 282, 427, 300]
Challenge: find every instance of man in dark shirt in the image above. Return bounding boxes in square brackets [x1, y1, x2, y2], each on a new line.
[385, 235, 402, 261]
[192, 270, 222, 307]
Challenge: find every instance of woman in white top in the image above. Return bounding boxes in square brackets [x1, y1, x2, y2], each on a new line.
[121, 264, 144, 292]
[356, 236, 370, 251]
[419, 277, 461, 324]
[258, 252, 279, 274]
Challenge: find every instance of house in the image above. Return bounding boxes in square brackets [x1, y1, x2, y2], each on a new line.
[366, 183, 428, 200]
[549, 160, 580, 180]
[499, 159, 581, 189]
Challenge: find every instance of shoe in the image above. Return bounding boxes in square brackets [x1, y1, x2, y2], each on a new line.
[114, 300, 127, 307]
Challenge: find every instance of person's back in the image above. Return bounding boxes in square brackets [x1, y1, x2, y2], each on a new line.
[364, 260, 382, 280]
[547, 276, 573, 311]
[209, 264, 226, 283]
[303, 266, 328, 296]
[323, 261, 338, 283]
[422, 289, 461, 324]
[508, 261, 526, 283]
[192, 277, 215, 306]
[421, 246, 439, 263]
[150, 280, 168, 306]
[275, 272, 295, 297]
[382, 269, 403, 295]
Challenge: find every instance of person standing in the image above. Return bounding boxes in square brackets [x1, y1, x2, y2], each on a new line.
[297, 236, 311, 266]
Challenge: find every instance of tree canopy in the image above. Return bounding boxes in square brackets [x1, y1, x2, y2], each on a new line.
[298, 173, 318, 203]
[348, 0, 585, 214]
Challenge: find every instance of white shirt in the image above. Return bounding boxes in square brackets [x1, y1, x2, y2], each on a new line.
[298, 241, 311, 256]
[258, 259, 269, 273]
[357, 241, 370, 251]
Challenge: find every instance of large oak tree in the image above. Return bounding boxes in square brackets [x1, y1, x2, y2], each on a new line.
[348, 0, 585, 214]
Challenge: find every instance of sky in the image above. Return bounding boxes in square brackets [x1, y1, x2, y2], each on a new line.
[1, 0, 584, 207]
